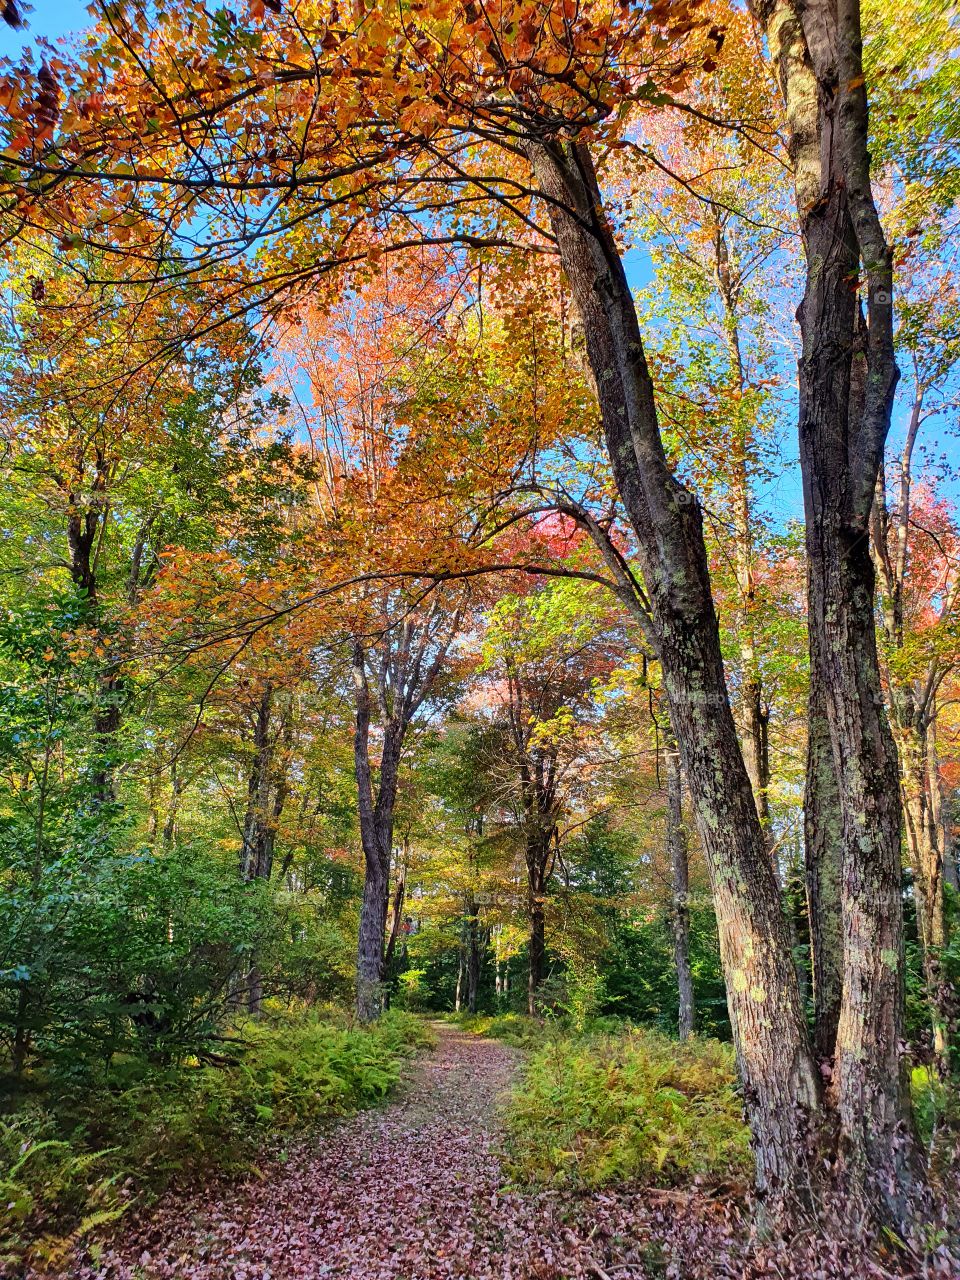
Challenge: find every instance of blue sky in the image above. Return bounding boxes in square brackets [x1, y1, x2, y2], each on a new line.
[0, 1, 832, 532]
[0, 0, 90, 58]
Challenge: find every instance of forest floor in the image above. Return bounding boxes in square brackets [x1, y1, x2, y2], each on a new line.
[68, 1024, 627, 1280]
[61, 1024, 925, 1280]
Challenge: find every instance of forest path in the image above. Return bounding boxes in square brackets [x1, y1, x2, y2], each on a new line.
[78, 1023, 618, 1280]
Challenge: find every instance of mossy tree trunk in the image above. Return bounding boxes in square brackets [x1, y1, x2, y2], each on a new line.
[526, 137, 820, 1212]
[756, 0, 927, 1227]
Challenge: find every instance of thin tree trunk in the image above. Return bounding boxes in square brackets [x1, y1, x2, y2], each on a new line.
[161, 762, 185, 849]
[240, 684, 273, 882]
[899, 722, 950, 1062]
[384, 849, 408, 975]
[67, 493, 122, 805]
[11, 986, 30, 1076]
[466, 899, 481, 1015]
[665, 738, 695, 1040]
[352, 643, 402, 1022]
[527, 889, 546, 1017]
[928, 716, 958, 892]
[454, 946, 465, 1014]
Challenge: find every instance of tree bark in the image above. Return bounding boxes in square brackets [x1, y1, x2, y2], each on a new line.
[384, 848, 408, 975]
[527, 883, 546, 1017]
[665, 738, 695, 1040]
[928, 716, 958, 893]
[526, 138, 819, 1209]
[161, 761, 186, 850]
[350, 601, 463, 1021]
[756, 0, 926, 1226]
[804, 673, 844, 1062]
[899, 721, 950, 1062]
[466, 899, 481, 1015]
[352, 643, 397, 1023]
[237, 684, 293, 1014]
[871, 391, 958, 1056]
[240, 683, 274, 883]
[67, 487, 121, 805]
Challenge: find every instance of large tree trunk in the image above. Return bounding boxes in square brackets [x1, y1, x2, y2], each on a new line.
[757, 0, 926, 1226]
[665, 739, 695, 1040]
[526, 139, 819, 1209]
[804, 674, 844, 1062]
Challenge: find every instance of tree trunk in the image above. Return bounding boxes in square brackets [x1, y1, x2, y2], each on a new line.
[527, 890, 546, 1017]
[871, 375, 958, 1055]
[352, 643, 403, 1022]
[494, 929, 508, 1003]
[384, 851, 408, 974]
[356, 853, 390, 1022]
[899, 722, 950, 1062]
[928, 716, 958, 893]
[757, 0, 926, 1226]
[67, 495, 122, 805]
[161, 761, 186, 849]
[665, 738, 695, 1040]
[526, 137, 819, 1210]
[466, 900, 481, 1015]
[805, 650, 844, 1062]
[238, 685, 293, 1015]
[11, 986, 30, 1076]
[240, 684, 273, 882]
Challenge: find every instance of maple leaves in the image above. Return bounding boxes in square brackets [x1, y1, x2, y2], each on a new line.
[0, 0, 725, 347]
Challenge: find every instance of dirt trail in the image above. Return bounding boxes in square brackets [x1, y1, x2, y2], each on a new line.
[66, 1027, 915, 1280]
[76, 1025, 610, 1280]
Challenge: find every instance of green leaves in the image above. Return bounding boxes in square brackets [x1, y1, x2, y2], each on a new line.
[503, 1027, 750, 1188]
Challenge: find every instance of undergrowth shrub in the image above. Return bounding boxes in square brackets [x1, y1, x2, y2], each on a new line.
[454, 1010, 627, 1051]
[0, 1007, 432, 1270]
[503, 1029, 751, 1188]
[453, 1012, 551, 1050]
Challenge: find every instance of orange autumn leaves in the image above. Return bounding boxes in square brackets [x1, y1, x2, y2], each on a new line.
[0, 0, 724, 318]
[138, 249, 594, 687]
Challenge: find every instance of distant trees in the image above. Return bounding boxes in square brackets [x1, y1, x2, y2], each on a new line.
[479, 582, 622, 1013]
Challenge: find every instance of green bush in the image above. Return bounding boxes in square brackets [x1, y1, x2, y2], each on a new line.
[0, 840, 359, 1076]
[453, 1011, 551, 1050]
[0, 1007, 432, 1269]
[502, 1028, 751, 1188]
